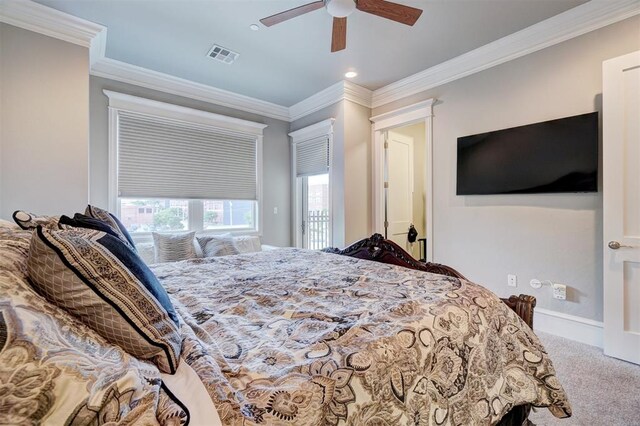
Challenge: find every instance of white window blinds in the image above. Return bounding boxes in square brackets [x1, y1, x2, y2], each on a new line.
[295, 136, 330, 177]
[117, 111, 258, 200]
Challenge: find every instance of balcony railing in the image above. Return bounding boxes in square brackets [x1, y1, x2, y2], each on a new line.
[307, 210, 330, 250]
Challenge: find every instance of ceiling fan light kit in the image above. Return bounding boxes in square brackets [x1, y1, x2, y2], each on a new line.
[326, 0, 357, 18]
[260, 0, 423, 52]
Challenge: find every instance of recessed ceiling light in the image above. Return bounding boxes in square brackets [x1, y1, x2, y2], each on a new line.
[345, 71, 358, 79]
[250, 24, 260, 31]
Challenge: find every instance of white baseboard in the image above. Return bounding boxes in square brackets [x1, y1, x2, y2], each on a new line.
[534, 308, 603, 348]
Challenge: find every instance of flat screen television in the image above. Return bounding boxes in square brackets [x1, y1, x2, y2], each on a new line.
[456, 112, 598, 195]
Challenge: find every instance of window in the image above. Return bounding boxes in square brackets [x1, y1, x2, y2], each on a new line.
[203, 200, 254, 230]
[106, 91, 265, 237]
[119, 198, 256, 234]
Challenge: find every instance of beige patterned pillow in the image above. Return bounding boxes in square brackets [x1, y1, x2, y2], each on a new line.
[197, 234, 240, 257]
[28, 226, 182, 373]
[152, 232, 197, 263]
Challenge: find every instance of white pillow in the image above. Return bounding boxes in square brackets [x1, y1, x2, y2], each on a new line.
[233, 235, 262, 253]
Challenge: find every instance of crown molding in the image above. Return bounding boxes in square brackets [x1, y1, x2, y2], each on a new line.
[289, 81, 372, 122]
[372, 0, 640, 108]
[289, 118, 335, 142]
[0, 0, 107, 64]
[92, 58, 291, 122]
[5, 0, 638, 121]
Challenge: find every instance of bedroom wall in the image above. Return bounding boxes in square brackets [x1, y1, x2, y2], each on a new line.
[371, 16, 640, 322]
[0, 23, 89, 219]
[89, 76, 292, 247]
[343, 100, 373, 246]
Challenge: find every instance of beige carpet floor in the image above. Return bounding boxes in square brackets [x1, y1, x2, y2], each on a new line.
[528, 332, 640, 426]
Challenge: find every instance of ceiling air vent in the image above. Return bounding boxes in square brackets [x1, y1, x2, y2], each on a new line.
[207, 44, 239, 64]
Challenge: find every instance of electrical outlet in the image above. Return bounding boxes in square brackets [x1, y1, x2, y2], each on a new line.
[553, 283, 567, 300]
[273, 207, 278, 214]
[507, 274, 517, 287]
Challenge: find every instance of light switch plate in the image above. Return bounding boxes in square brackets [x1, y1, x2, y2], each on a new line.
[508, 274, 517, 287]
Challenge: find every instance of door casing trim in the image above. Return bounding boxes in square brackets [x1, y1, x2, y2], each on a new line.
[371, 99, 435, 262]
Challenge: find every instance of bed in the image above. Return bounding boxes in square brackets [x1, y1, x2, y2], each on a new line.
[0, 224, 571, 425]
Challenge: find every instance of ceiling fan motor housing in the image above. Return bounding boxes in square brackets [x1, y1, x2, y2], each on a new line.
[326, 0, 357, 18]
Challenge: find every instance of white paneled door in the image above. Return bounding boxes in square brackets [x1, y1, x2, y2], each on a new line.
[603, 50, 640, 365]
[385, 131, 414, 250]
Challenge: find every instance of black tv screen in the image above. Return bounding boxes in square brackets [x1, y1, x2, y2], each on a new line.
[456, 112, 598, 195]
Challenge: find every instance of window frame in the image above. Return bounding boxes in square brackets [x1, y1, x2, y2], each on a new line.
[105, 90, 265, 242]
[116, 198, 259, 242]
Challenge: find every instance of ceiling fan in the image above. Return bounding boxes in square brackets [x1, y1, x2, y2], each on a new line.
[260, 0, 423, 52]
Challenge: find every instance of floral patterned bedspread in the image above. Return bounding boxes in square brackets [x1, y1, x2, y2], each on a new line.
[152, 248, 572, 425]
[0, 226, 187, 425]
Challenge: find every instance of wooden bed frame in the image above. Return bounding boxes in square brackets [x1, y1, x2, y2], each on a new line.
[323, 233, 534, 425]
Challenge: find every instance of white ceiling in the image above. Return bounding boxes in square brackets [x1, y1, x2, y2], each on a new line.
[35, 0, 586, 106]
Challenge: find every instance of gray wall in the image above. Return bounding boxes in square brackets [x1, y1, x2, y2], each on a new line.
[89, 76, 291, 246]
[0, 24, 89, 219]
[343, 100, 372, 245]
[372, 16, 640, 321]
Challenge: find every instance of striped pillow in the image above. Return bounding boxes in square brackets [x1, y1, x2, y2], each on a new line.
[153, 232, 197, 263]
[85, 205, 136, 251]
[28, 226, 182, 373]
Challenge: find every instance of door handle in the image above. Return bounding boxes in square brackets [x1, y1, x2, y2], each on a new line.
[608, 241, 634, 250]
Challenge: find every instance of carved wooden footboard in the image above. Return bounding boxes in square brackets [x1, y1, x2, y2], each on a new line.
[322, 233, 536, 329]
[322, 234, 535, 425]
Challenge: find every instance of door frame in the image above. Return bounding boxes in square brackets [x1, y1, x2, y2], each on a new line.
[370, 99, 435, 262]
[289, 118, 335, 248]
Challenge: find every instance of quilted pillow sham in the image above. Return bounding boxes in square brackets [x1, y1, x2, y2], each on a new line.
[27, 226, 182, 373]
[84, 204, 136, 250]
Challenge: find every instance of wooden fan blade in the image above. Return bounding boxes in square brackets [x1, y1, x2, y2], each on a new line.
[356, 0, 423, 26]
[260, 1, 325, 27]
[331, 17, 347, 52]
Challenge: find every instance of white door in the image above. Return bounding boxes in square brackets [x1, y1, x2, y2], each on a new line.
[385, 131, 414, 250]
[603, 50, 640, 364]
